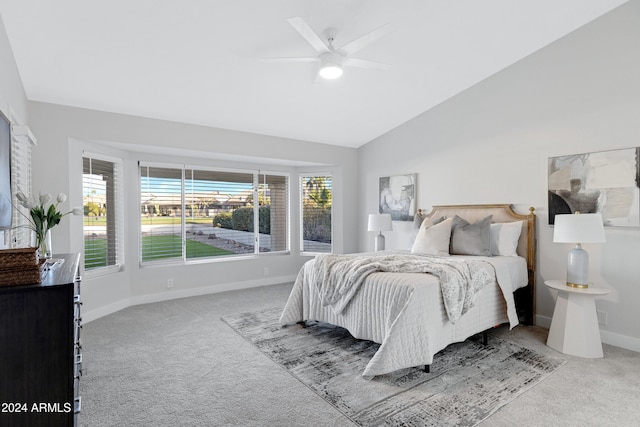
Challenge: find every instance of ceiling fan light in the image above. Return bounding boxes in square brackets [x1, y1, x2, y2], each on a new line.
[319, 64, 343, 79]
[318, 51, 343, 80]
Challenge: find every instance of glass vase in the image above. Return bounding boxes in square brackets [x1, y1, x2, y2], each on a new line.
[32, 229, 53, 259]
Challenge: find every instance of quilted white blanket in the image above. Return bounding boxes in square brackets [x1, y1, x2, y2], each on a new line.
[313, 252, 493, 323]
[280, 252, 523, 377]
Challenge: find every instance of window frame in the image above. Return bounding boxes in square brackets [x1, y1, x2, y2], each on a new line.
[299, 172, 333, 255]
[139, 162, 186, 266]
[82, 151, 124, 277]
[138, 162, 290, 266]
[256, 171, 290, 255]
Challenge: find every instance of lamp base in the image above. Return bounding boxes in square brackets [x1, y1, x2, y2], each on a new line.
[566, 282, 589, 289]
[566, 243, 589, 288]
[374, 232, 385, 252]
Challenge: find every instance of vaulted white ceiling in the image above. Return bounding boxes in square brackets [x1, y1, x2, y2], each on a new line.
[0, 0, 628, 147]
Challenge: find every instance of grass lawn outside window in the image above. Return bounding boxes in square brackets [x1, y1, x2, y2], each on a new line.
[84, 235, 235, 269]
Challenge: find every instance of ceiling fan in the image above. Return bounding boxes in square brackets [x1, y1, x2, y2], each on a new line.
[265, 17, 392, 80]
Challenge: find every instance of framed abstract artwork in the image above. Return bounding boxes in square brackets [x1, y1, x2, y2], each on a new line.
[379, 174, 416, 221]
[548, 147, 640, 226]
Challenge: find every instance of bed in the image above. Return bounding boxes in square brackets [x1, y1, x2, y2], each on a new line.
[279, 204, 537, 378]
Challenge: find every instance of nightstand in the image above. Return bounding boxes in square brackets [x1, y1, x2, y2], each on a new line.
[544, 279, 610, 358]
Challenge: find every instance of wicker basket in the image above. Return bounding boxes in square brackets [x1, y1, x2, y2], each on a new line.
[0, 247, 40, 268]
[0, 259, 47, 287]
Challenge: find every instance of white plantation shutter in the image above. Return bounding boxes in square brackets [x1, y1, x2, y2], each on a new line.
[10, 125, 33, 248]
[83, 154, 123, 272]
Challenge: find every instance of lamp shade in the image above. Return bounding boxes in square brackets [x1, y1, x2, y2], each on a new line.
[553, 213, 606, 243]
[368, 214, 392, 232]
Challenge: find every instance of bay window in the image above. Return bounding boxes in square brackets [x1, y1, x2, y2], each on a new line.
[139, 162, 289, 263]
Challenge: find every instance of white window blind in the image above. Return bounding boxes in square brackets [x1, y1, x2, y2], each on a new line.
[83, 154, 123, 271]
[185, 168, 254, 259]
[300, 174, 332, 253]
[140, 165, 184, 263]
[140, 164, 289, 264]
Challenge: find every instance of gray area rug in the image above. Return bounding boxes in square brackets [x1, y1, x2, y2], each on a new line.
[223, 308, 566, 427]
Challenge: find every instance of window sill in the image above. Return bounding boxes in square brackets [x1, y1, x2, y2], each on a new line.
[85, 264, 123, 279]
[139, 251, 291, 268]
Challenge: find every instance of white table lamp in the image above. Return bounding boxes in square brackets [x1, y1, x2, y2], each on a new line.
[553, 212, 605, 288]
[368, 214, 392, 252]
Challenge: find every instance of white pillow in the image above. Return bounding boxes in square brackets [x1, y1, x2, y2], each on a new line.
[411, 217, 453, 256]
[490, 221, 523, 257]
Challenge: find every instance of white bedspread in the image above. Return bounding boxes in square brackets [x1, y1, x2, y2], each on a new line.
[280, 252, 523, 377]
[313, 252, 493, 323]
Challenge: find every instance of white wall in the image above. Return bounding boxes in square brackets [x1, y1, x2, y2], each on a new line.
[0, 15, 27, 123]
[27, 101, 358, 321]
[358, 1, 640, 351]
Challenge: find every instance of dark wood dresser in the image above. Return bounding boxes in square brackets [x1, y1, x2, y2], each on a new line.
[0, 253, 82, 426]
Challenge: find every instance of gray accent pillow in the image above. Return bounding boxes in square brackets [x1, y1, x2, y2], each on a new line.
[450, 215, 493, 256]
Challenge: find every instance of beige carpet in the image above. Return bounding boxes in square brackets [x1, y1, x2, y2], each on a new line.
[78, 283, 640, 426]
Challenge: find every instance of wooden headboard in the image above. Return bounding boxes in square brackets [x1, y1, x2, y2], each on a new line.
[416, 204, 537, 324]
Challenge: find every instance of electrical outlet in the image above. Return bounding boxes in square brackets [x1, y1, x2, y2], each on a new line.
[263, 267, 269, 276]
[167, 278, 174, 288]
[597, 310, 608, 326]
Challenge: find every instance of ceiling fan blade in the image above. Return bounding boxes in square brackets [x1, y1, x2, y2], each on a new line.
[287, 17, 329, 54]
[262, 57, 319, 63]
[339, 23, 392, 56]
[342, 57, 391, 71]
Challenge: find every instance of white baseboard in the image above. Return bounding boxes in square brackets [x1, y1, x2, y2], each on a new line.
[535, 314, 552, 330]
[601, 330, 640, 353]
[534, 314, 639, 354]
[83, 275, 296, 323]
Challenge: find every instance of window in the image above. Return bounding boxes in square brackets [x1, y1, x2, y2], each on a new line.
[257, 173, 289, 252]
[83, 155, 122, 271]
[185, 168, 254, 259]
[139, 163, 289, 264]
[140, 165, 183, 262]
[300, 174, 332, 253]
